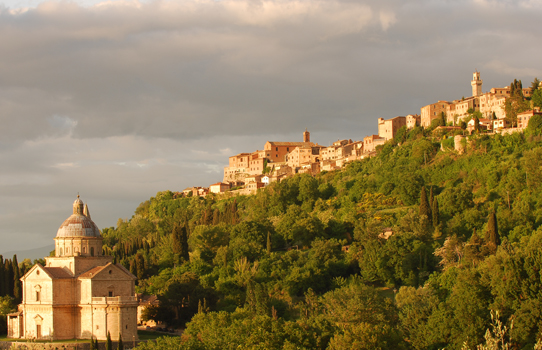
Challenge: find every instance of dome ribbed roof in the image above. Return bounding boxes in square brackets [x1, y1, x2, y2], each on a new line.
[56, 196, 101, 238]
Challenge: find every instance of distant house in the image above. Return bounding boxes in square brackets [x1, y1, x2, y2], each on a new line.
[517, 108, 542, 129]
[378, 228, 394, 240]
[209, 182, 230, 194]
[137, 294, 160, 326]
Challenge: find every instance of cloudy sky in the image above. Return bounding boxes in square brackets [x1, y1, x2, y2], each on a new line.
[1, 0, 541, 255]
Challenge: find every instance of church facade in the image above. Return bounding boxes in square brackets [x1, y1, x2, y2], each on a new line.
[7, 196, 138, 341]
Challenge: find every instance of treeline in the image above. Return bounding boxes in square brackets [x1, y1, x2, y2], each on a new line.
[0, 254, 25, 335]
[98, 115, 542, 349]
[0, 255, 23, 302]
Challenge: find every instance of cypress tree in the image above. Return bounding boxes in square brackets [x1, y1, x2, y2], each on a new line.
[13, 255, 21, 302]
[180, 226, 189, 263]
[135, 254, 145, 280]
[5, 260, 13, 297]
[212, 208, 220, 225]
[90, 337, 96, 350]
[429, 187, 434, 208]
[267, 232, 272, 255]
[231, 199, 238, 225]
[419, 186, 432, 226]
[106, 331, 112, 350]
[129, 259, 136, 276]
[0, 255, 4, 296]
[487, 210, 500, 246]
[172, 225, 182, 264]
[118, 333, 124, 350]
[432, 198, 440, 229]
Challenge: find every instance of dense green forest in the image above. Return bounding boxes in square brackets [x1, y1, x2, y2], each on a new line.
[93, 115, 542, 349]
[3, 110, 542, 348]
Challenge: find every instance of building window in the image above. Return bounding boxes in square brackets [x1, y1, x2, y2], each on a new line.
[90, 247, 95, 257]
[109, 291, 113, 297]
[36, 291, 40, 301]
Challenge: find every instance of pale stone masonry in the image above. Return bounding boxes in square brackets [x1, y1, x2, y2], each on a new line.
[7, 196, 138, 342]
[421, 71, 534, 126]
[378, 116, 406, 140]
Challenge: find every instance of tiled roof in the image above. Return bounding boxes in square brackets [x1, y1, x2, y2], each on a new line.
[267, 142, 313, 147]
[42, 267, 73, 279]
[78, 265, 108, 279]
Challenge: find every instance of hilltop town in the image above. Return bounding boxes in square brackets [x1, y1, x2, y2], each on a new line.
[182, 72, 542, 197]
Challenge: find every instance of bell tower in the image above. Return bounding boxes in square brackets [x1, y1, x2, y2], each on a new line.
[471, 71, 483, 96]
[303, 128, 310, 143]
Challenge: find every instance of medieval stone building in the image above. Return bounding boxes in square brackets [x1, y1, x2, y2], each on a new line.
[7, 196, 138, 341]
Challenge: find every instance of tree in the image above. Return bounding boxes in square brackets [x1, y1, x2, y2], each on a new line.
[0, 295, 16, 335]
[90, 337, 96, 350]
[485, 211, 500, 252]
[118, 333, 124, 350]
[474, 115, 481, 133]
[106, 331, 112, 350]
[0, 255, 4, 296]
[532, 88, 542, 109]
[135, 253, 145, 281]
[12, 255, 21, 302]
[419, 186, 432, 227]
[505, 79, 529, 126]
[266, 232, 271, 255]
[172, 225, 189, 264]
[440, 112, 447, 126]
[527, 114, 542, 134]
[530, 77, 540, 94]
[432, 197, 440, 230]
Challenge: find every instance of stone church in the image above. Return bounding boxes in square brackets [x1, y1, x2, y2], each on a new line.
[7, 196, 138, 341]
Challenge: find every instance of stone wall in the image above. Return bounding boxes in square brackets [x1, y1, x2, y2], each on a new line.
[0, 340, 146, 350]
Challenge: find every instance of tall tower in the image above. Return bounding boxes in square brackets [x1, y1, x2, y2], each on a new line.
[471, 71, 483, 96]
[303, 128, 310, 143]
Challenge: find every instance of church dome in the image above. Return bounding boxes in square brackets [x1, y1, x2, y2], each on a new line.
[56, 196, 101, 238]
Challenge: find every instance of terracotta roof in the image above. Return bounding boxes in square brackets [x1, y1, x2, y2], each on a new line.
[78, 265, 108, 279]
[267, 141, 314, 147]
[42, 267, 73, 279]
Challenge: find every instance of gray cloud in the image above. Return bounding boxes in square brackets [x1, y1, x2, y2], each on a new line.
[0, 0, 541, 253]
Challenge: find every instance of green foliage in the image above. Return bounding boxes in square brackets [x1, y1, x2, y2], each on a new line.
[0, 296, 16, 335]
[118, 333, 124, 350]
[101, 128, 542, 349]
[106, 331, 112, 350]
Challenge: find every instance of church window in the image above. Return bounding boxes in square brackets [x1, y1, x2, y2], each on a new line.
[36, 291, 40, 302]
[36, 270, 40, 276]
[36, 325, 41, 339]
